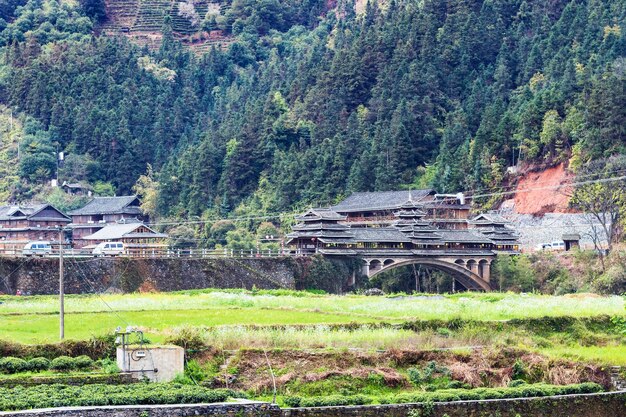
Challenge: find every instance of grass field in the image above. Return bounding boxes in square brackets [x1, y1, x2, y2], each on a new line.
[543, 346, 626, 366]
[0, 290, 624, 345]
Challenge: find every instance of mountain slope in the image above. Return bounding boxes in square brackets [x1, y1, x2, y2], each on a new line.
[0, 0, 624, 218]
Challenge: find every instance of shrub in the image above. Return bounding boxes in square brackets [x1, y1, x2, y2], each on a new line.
[298, 394, 372, 407]
[50, 356, 76, 372]
[408, 361, 451, 386]
[48, 355, 94, 372]
[185, 360, 207, 382]
[27, 357, 50, 372]
[0, 357, 29, 374]
[284, 396, 302, 407]
[512, 359, 526, 380]
[99, 358, 119, 374]
[446, 381, 465, 389]
[436, 328, 452, 338]
[508, 379, 527, 388]
[74, 355, 95, 370]
[165, 326, 207, 351]
[408, 367, 424, 385]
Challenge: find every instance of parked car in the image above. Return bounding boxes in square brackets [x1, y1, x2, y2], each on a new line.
[537, 241, 566, 251]
[549, 241, 566, 251]
[23, 241, 52, 257]
[93, 242, 125, 256]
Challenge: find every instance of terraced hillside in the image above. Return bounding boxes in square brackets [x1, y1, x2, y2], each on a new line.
[99, 0, 233, 51]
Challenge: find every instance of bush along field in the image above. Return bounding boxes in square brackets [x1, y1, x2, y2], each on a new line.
[0, 290, 624, 411]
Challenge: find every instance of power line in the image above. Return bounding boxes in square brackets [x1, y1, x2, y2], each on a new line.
[68, 257, 131, 327]
[1, 256, 30, 293]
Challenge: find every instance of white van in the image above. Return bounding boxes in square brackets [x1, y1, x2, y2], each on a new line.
[23, 241, 52, 257]
[93, 242, 125, 256]
[550, 241, 566, 251]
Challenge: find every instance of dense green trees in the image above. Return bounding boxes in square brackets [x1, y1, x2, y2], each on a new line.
[78, 0, 106, 22]
[0, 0, 624, 221]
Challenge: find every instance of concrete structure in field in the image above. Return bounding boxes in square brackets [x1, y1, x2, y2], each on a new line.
[116, 345, 184, 382]
[287, 190, 520, 291]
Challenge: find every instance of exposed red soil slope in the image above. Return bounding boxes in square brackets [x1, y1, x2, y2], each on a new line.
[506, 163, 574, 215]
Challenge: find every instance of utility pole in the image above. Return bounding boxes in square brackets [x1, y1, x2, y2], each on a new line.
[59, 228, 64, 340]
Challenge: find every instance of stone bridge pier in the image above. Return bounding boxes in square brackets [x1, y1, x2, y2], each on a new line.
[361, 255, 494, 291]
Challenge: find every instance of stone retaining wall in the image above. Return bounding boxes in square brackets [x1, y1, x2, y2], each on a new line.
[0, 257, 304, 295]
[1, 392, 625, 417]
[0, 401, 281, 417]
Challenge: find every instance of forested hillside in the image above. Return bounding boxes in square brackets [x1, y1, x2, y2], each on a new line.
[0, 0, 624, 219]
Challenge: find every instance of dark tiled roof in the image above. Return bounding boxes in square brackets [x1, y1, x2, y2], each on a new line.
[295, 208, 346, 221]
[292, 222, 350, 231]
[319, 248, 359, 255]
[0, 206, 26, 220]
[0, 204, 70, 221]
[332, 190, 435, 212]
[61, 181, 93, 190]
[68, 196, 142, 216]
[287, 231, 353, 238]
[438, 230, 494, 244]
[562, 233, 581, 240]
[395, 209, 427, 218]
[350, 228, 411, 243]
[469, 213, 509, 225]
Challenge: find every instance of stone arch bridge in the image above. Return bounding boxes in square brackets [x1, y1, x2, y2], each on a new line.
[359, 253, 494, 291]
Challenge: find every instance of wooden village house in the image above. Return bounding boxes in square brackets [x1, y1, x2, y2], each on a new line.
[68, 196, 146, 247]
[68, 196, 166, 250]
[0, 204, 71, 252]
[79, 220, 168, 253]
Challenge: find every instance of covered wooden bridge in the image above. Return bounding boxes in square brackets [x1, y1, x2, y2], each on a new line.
[286, 190, 519, 291]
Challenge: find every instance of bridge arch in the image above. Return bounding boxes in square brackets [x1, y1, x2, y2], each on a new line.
[366, 258, 492, 291]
